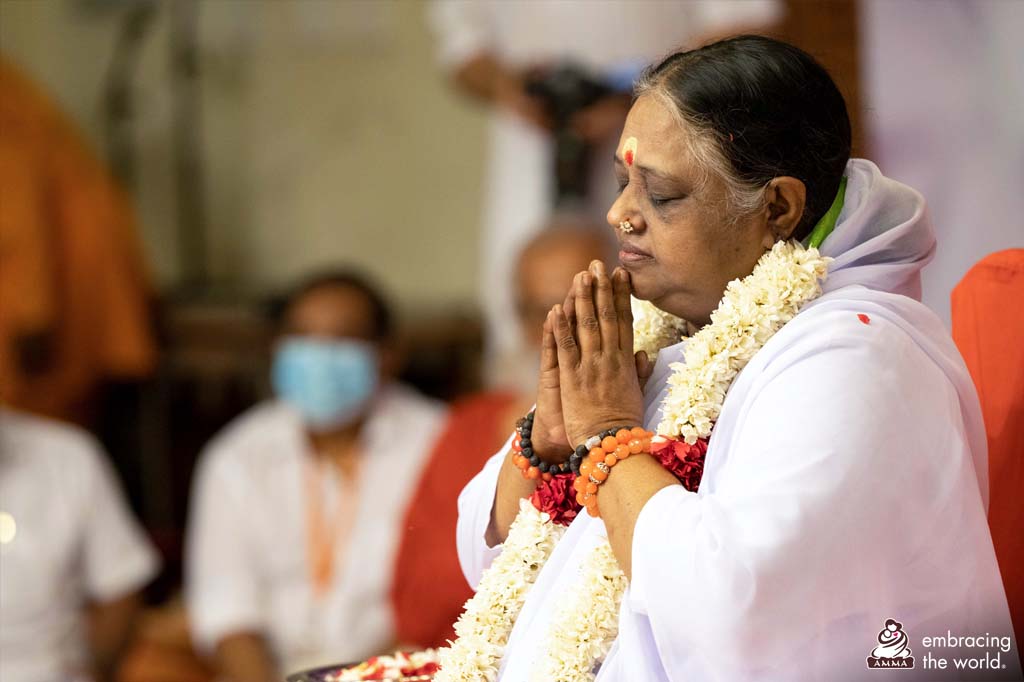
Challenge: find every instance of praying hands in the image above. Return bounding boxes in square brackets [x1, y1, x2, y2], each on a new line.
[544, 260, 652, 448]
[489, 258, 675, 577]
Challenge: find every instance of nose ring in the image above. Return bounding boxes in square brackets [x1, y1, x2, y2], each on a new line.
[619, 220, 634, 233]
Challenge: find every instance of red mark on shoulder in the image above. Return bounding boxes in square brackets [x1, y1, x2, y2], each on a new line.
[857, 313, 871, 325]
[624, 149, 634, 166]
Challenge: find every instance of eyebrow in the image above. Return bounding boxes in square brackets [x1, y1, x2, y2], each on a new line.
[613, 154, 675, 182]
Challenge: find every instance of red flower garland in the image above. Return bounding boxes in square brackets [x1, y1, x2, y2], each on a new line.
[650, 436, 708, 493]
[530, 437, 707, 526]
[530, 473, 580, 526]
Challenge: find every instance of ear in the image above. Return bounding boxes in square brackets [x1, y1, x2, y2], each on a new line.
[760, 177, 806, 247]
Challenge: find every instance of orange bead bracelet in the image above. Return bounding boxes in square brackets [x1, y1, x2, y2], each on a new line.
[573, 426, 654, 517]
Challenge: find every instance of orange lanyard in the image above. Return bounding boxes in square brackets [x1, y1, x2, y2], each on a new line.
[303, 455, 363, 595]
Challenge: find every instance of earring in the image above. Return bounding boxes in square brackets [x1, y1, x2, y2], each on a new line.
[619, 220, 634, 233]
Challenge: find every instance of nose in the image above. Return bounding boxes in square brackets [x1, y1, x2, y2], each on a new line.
[606, 187, 645, 234]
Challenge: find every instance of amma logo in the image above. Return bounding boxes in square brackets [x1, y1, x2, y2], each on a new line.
[867, 619, 915, 669]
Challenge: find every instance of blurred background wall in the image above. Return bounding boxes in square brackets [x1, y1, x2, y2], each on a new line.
[1, 0, 487, 310]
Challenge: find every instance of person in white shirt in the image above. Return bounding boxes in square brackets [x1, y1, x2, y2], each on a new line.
[186, 270, 446, 681]
[428, 0, 783, 388]
[0, 408, 159, 682]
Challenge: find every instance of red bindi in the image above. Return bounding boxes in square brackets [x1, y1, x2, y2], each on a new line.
[857, 313, 871, 325]
[622, 136, 638, 168]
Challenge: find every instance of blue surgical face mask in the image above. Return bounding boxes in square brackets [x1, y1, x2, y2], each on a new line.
[271, 337, 379, 431]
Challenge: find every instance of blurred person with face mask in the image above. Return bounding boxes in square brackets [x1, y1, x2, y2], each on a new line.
[185, 271, 445, 681]
[0, 408, 159, 682]
[391, 220, 609, 649]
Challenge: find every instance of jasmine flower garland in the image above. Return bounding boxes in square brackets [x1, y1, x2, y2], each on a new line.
[652, 240, 831, 443]
[630, 297, 688, 358]
[435, 499, 565, 682]
[529, 541, 627, 682]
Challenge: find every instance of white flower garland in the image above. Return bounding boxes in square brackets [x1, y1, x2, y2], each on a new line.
[437, 241, 830, 682]
[435, 499, 565, 682]
[630, 296, 687, 358]
[654, 240, 830, 443]
[529, 541, 628, 682]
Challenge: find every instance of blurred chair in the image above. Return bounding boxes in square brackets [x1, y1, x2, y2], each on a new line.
[951, 249, 1024, 643]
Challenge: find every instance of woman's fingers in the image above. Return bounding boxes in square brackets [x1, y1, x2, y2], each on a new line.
[589, 260, 618, 351]
[572, 270, 601, 353]
[562, 286, 576, 330]
[635, 350, 653, 390]
[552, 304, 581, 368]
[541, 312, 558, 373]
[613, 267, 634, 352]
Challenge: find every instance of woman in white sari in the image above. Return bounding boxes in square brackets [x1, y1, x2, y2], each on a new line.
[444, 36, 1018, 681]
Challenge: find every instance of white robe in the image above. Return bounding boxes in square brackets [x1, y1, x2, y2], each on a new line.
[456, 159, 1020, 681]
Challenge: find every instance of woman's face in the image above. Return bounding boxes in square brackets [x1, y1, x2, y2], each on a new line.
[607, 94, 775, 325]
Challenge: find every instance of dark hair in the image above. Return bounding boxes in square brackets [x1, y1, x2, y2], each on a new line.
[268, 269, 393, 340]
[636, 35, 851, 240]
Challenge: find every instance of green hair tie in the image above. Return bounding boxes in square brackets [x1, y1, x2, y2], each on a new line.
[805, 176, 847, 249]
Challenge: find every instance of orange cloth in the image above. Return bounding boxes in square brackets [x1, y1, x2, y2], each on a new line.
[0, 57, 155, 424]
[951, 248, 1024, 643]
[391, 391, 518, 648]
[305, 455, 364, 595]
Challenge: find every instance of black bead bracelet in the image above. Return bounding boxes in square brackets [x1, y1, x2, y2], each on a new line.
[515, 410, 573, 476]
[516, 412, 633, 478]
